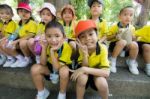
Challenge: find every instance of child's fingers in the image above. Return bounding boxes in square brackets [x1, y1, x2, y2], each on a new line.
[69, 69, 74, 73]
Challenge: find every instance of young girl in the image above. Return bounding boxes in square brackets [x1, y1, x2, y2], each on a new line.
[71, 20, 110, 99]
[0, 4, 17, 66]
[27, 2, 56, 64]
[4, 2, 37, 68]
[135, 25, 150, 76]
[59, 4, 77, 50]
[31, 21, 73, 99]
[107, 6, 139, 75]
[88, 0, 108, 43]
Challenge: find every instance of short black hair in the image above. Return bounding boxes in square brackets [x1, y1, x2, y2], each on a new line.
[1, 4, 14, 16]
[119, 6, 134, 15]
[45, 21, 65, 37]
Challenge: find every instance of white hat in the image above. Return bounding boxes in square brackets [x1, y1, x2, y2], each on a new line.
[39, 3, 56, 16]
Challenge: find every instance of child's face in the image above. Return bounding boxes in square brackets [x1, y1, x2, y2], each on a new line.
[62, 9, 73, 23]
[40, 8, 53, 24]
[0, 9, 13, 22]
[78, 29, 98, 50]
[90, 2, 103, 17]
[18, 9, 31, 20]
[119, 8, 134, 26]
[45, 27, 64, 48]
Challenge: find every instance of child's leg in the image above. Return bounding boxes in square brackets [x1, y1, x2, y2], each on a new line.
[127, 41, 139, 75]
[58, 66, 69, 99]
[19, 39, 31, 57]
[128, 41, 138, 60]
[76, 74, 88, 99]
[142, 44, 150, 63]
[142, 44, 150, 76]
[27, 38, 35, 55]
[31, 64, 50, 90]
[110, 40, 127, 73]
[94, 77, 109, 99]
[111, 40, 127, 58]
[31, 64, 50, 98]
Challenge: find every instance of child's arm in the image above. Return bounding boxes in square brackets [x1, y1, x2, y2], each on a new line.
[39, 39, 48, 66]
[76, 39, 89, 66]
[50, 49, 61, 70]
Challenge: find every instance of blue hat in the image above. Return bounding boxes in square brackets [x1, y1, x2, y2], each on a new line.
[88, 0, 104, 7]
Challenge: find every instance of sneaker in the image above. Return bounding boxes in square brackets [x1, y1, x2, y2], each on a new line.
[145, 65, 150, 76]
[10, 59, 22, 68]
[50, 73, 59, 84]
[36, 89, 50, 99]
[3, 58, 16, 67]
[17, 59, 30, 68]
[110, 61, 117, 73]
[0, 55, 7, 65]
[57, 92, 66, 99]
[126, 59, 139, 75]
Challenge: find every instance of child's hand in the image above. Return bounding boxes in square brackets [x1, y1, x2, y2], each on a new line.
[76, 38, 89, 56]
[39, 35, 48, 49]
[116, 33, 122, 40]
[50, 41, 63, 52]
[70, 67, 85, 81]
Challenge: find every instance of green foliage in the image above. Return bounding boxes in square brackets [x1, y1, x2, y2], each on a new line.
[70, 0, 90, 20]
[70, 0, 132, 22]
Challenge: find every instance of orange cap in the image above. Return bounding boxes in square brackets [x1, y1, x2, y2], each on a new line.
[75, 20, 97, 37]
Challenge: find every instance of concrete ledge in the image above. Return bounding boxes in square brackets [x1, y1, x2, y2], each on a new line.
[0, 66, 150, 97]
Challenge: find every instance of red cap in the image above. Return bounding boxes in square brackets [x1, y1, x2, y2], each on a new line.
[17, 2, 32, 12]
[75, 20, 97, 37]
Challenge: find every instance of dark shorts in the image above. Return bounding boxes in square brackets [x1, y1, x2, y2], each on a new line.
[137, 42, 150, 54]
[86, 75, 97, 91]
[44, 62, 54, 81]
[109, 41, 129, 56]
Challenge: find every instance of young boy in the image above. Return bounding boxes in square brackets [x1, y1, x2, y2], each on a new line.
[107, 6, 139, 75]
[88, 0, 108, 43]
[71, 20, 110, 99]
[135, 25, 150, 76]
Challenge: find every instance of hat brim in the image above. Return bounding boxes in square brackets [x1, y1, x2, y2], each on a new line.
[17, 7, 31, 12]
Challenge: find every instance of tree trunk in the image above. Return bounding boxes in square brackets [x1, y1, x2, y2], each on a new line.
[135, 0, 150, 28]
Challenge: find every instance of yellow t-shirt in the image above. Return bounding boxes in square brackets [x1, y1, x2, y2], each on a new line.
[78, 43, 110, 70]
[47, 41, 72, 65]
[36, 22, 45, 35]
[59, 20, 76, 39]
[18, 20, 37, 38]
[2, 20, 18, 37]
[107, 22, 135, 42]
[96, 19, 108, 39]
[135, 25, 150, 43]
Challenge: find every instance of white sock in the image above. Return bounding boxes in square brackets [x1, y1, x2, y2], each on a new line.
[111, 57, 116, 62]
[146, 64, 150, 67]
[38, 88, 46, 96]
[58, 92, 66, 99]
[129, 59, 136, 64]
[16, 54, 24, 60]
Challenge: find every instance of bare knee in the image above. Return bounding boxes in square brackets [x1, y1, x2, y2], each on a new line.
[59, 66, 69, 79]
[143, 44, 150, 52]
[27, 38, 35, 48]
[95, 77, 108, 93]
[116, 40, 127, 48]
[19, 40, 28, 49]
[77, 74, 88, 87]
[129, 42, 138, 50]
[31, 64, 43, 75]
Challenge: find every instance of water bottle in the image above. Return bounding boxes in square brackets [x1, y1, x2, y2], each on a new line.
[34, 41, 42, 55]
[6, 34, 18, 49]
